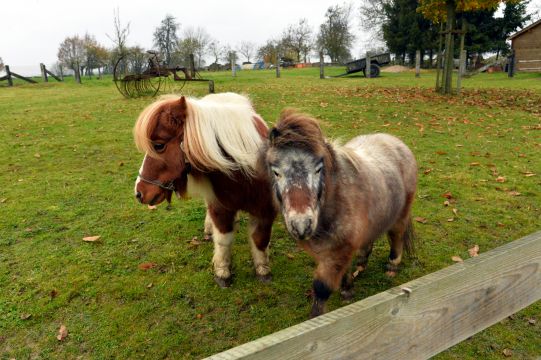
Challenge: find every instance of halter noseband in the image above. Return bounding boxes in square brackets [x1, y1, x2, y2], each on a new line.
[137, 173, 176, 192]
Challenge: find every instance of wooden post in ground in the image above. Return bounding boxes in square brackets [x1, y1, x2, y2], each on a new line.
[443, 0, 456, 94]
[206, 231, 541, 360]
[231, 52, 236, 77]
[208, 80, 215, 93]
[457, 19, 467, 94]
[189, 54, 196, 79]
[435, 23, 444, 92]
[366, 52, 371, 78]
[5, 65, 13, 86]
[275, 52, 281, 78]
[415, 50, 421, 78]
[319, 52, 324, 79]
[40, 63, 48, 82]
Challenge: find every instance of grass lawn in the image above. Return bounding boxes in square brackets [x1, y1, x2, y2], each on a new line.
[0, 68, 540, 359]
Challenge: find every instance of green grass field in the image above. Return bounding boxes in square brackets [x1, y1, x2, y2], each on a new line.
[1, 68, 540, 359]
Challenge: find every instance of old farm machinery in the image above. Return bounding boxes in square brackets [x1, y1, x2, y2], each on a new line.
[334, 53, 391, 78]
[113, 51, 213, 98]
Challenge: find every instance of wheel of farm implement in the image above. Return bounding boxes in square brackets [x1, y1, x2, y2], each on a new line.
[363, 64, 381, 78]
[113, 56, 163, 98]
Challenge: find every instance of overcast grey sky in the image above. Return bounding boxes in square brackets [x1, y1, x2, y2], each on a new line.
[1, 0, 373, 75]
[2, 0, 540, 75]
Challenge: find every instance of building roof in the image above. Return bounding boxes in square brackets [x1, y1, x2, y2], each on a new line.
[508, 18, 541, 40]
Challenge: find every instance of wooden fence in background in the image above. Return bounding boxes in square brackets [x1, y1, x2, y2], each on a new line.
[1, 63, 62, 86]
[206, 231, 541, 360]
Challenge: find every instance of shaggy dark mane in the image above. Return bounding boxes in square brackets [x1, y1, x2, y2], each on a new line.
[270, 109, 327, 155]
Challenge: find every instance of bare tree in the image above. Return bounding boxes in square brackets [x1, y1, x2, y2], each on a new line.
[153, 15, 179, 65]
[317, 4, 355, 63]
[127, 46, 147, 74]
[83, 34, 109, 78]
[208, 40, 225, 64]
[281, 18, 313, 62]
[358, 0, 390, 43]
[58, 35, 86, 83]
[258, 39, 280, 65]
[107, 8, 130, 61]
[238, 41, 256, 62]
[175, 26, 211, 67]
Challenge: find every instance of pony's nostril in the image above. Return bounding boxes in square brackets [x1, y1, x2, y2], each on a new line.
[136, 191, 143, 201]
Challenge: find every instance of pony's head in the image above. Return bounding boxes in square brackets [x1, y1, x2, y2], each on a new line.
[260, 109, 333, 241]
[134, 92, 266, 206]
[133, 96, 190, 205]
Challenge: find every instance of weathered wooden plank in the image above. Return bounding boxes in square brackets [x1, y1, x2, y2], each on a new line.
[206, 231, 541, 360]
[10, 71, 38, 84]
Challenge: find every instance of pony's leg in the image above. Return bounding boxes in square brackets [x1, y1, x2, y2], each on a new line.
[356, 242, 374, 274]
[386, 194, 415, 277]
[311, 250, 354, 318]
[340, 271, 354, 301]
[204, 205, 213, 240]
[248, 215, 273, 282]
[208, 205, 237, 288]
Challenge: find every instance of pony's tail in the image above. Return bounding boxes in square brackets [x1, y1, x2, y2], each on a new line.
[403, 217, 416, 256]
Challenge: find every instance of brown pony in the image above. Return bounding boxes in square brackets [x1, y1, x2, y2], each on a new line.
[258, 110, 417, 317]
[133, 93, 277, 287]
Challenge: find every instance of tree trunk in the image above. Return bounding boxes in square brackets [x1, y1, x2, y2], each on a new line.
[442, 0, 456, 95]
[428, 49, 433, 69]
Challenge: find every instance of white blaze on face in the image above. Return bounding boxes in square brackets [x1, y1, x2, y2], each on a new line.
[134, 154, 147, 195]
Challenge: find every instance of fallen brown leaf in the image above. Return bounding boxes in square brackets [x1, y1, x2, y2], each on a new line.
[496, 176, 506, 183]
[423, 168, 432, 175]
[286, 253, 295, 260]
[502, 348, 512, 357]
[147, 205, 157, 210]
[57, 324, 68, 341]
[34, 153, 41, 158]
[82, 235, 100, 242]
[435, 150, 447, 155]
[442, 191, 453, 199]
[468, 245, 479, 257]
[147, 283, 153, 289]
[443, 200, 450, 206]
[20, 313, 32, 320]
[508, 191, 521, 196]
[497, 222, 505, 227]
[528, 318, 536, 325]
[196, 313, 203, 319]
[451, 256, 463, 263]
[138, 262, 157, 270]
[414, 216, 427, 224]
[189, 236, 201, 246]
[447, 218, 455, 222]
[470, 162, 481, 166]
[452, 208, 458, 216]
[0, 198, 6, 203]
[50, 289, 58, 299]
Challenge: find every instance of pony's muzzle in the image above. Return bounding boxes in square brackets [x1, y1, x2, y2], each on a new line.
[135, 191, 143, 203]
[289, 217, 313, 240]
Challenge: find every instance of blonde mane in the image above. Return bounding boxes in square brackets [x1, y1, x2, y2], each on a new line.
[134, 93, 266, 177]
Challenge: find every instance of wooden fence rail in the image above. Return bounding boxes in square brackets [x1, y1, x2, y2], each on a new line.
[206, 231, 541, 360]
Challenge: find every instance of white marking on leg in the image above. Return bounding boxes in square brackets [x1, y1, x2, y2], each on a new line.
[212, 225, 234, 279]
[248, 218, 270, 276]
[389, 253, 402, 266]
[204, 205, 213, 236]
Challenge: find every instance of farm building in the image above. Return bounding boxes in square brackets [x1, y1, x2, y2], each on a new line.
[508, 19, 541, 72]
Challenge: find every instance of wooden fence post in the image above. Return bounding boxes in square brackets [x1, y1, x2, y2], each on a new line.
[366, 52, 371, 78]
[40, 63, 48, 82]
[208, 80, 215, 93]
[275, 52, 281, 78]
[5, 65, 13, 87]
[435, 23, 444, 92]
[415, 50, 421, 78]
[189, 54, 196, 79]
[456, 19, 467, 94]
[231, 52, 236, 78]
[319, 52, 324, 79]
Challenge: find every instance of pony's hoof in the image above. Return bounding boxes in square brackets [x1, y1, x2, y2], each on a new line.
[214, 276, 232, 288]
[340, 289, 354, 302]
[385, 270, 397, 278]
[256, 273, 272, 283]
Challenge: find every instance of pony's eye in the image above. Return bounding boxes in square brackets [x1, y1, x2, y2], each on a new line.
[153, 143, 166, 152]
[315, 165, 323, 175]
[271, 168, 281, 178]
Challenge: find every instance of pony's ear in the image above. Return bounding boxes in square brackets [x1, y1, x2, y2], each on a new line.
[170, 96, 188, 125]
[269, 128, 280, 143]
